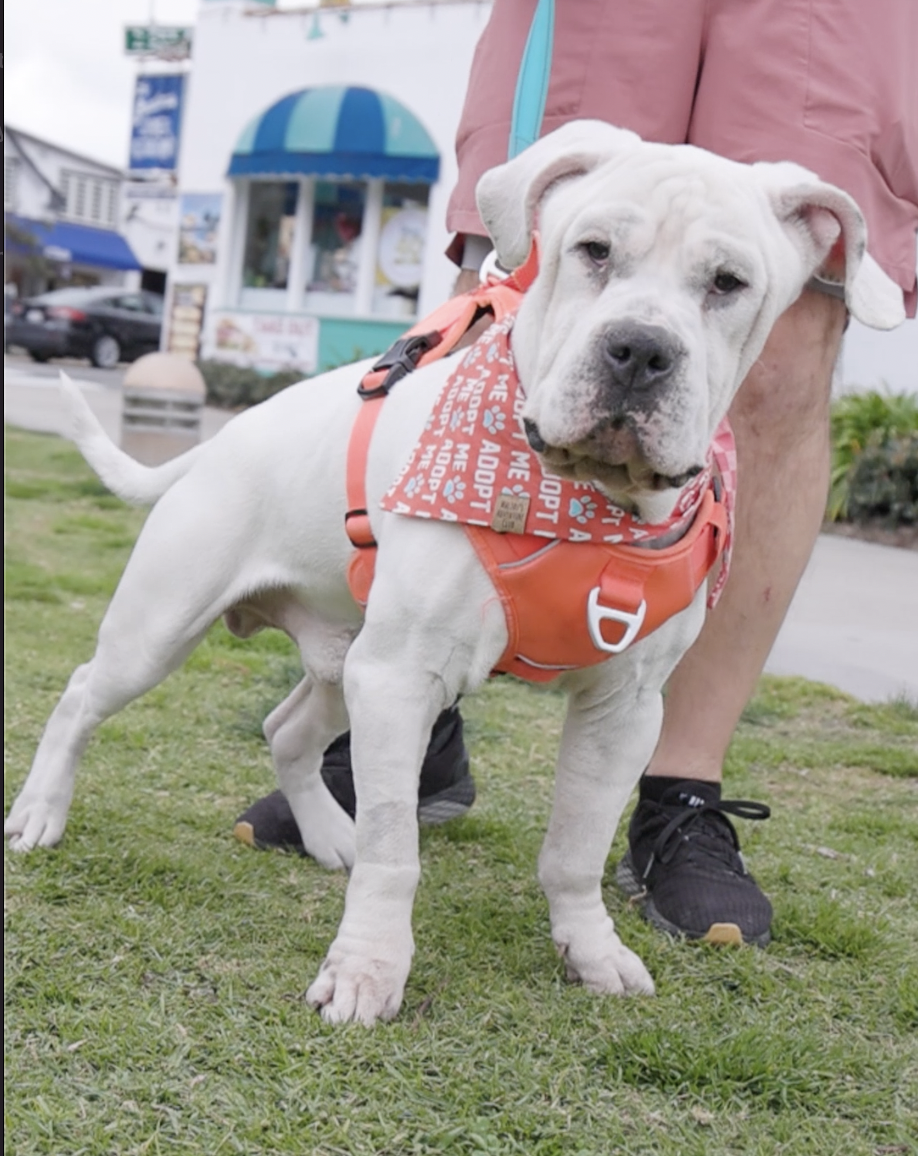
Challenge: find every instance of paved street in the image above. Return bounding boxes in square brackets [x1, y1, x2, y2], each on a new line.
[4, 350, 128, 390]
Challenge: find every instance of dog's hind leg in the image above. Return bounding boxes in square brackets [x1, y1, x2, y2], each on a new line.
[5, 495, 258, 853]
[262, 675, 354, 870]
[227, 592, 357, 870]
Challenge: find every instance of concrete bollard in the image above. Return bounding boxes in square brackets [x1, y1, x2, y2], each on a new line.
[121, 353, 206, 465]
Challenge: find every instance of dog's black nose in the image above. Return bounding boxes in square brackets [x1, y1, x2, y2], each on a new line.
[523, 418, 547, 452]
[603, 323, 683, 393]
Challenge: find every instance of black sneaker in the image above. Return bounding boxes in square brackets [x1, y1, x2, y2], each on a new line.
[234, 705, 475, 854]
[616, 778, 772, 947]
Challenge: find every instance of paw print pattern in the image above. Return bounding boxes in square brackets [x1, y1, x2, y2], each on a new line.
[450, 408, 465, 430]
[502, 484, 530, 499]
[482, 407, 506, 433]
[443, 477, 466, 504]
[569, 496, 597, 524]
[404, 474, 425, 497]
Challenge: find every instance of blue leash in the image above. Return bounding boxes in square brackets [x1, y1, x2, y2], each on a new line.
[508, 0, 555, 159]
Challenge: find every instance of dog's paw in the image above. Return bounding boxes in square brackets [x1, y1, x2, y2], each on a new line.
[4, 794, 69, 852]
[555, 919, 655, 996]
[305, 933, 414, 1026]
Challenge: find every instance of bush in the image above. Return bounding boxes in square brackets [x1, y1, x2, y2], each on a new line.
[827, 389, 918, 523]
[846, 435, 918, 526]
[196, 360, 306, 410]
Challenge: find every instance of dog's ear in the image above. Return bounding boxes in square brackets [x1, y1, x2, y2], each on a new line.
[476, 120, 642, 270]
[757, 162, 905, 330]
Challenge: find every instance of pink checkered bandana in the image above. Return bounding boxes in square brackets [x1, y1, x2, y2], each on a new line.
[382, 313, 735, 607]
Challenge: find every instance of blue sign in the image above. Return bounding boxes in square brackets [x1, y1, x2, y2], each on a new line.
[130, 74, 184, 171]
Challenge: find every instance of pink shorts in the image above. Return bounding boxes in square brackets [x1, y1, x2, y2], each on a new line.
[448, 0, 918, 314]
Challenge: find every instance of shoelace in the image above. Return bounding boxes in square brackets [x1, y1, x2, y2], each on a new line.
[642, 798, 771, 880]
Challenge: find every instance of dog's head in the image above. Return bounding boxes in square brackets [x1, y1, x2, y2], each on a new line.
[477, 121, 905, 520]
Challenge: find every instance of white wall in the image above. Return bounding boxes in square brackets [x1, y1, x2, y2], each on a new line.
[122, 185, 180, 272]
[173, 0, 490, 315]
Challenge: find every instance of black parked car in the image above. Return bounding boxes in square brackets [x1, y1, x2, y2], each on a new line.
[6, 286, 164, 369]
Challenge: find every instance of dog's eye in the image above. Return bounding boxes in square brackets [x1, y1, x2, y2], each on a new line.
[581, 240, 611, 266]
[711, 271, 746, 295]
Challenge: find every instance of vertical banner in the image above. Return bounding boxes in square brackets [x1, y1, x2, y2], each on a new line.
[130, 75, 185, 172]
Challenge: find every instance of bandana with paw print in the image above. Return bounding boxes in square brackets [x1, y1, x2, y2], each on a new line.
[380, 313, 735, 606]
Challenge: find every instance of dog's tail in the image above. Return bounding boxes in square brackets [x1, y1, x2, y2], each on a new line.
[60, 372, 203, 505]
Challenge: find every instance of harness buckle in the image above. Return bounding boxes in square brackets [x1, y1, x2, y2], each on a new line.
[586, 588, 647, 654]
[358, 331, 442, 399]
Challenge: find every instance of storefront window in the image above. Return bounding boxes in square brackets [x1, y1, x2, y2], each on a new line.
[305, 180, 367, 314]
[373, 182, 430, 319]
[232, 177, 431, 319]
[242, 182, 298, 299]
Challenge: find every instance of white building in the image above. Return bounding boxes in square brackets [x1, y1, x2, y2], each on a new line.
[161, 0, 915, 390]
[4, 126, 143, 296]
[162, 0, 489, 370]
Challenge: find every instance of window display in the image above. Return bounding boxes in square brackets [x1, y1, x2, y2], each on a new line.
[373, 182, 430, 318]
[242, 182, 298, 298]
[235, 178, 430, 319]
[305, 180, 367, 313]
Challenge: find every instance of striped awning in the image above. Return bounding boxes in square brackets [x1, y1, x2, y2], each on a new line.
[227, 86, 440, 183]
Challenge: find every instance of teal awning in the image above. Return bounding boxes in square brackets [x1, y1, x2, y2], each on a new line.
[228, 86, 440, 183]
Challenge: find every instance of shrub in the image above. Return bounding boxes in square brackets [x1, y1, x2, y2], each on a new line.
[827, 389, 918, 523]
[846, 435, 918, 525]
[196, 360, 306, 410]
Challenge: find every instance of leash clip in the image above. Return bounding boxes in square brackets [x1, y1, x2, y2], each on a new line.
[586, 589, 647, 654]
[358, 331, 441, 399]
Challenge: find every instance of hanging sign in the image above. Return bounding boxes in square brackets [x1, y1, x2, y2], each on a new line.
[125, 26, 193, 59]
[129, 75, 185, 172]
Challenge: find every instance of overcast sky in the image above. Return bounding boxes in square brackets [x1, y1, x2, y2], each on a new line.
[7, 2, 309, 166]
[7, 0, 205, 166]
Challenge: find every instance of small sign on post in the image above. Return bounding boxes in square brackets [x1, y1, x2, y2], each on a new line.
[124, 26, 194, 60]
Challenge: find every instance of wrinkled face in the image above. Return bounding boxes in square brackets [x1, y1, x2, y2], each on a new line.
[511, 147, 799, 519]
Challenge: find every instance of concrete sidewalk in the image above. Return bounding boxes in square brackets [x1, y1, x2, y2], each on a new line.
[5, 369, 917, 705]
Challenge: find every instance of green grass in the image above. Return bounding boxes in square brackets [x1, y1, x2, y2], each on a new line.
[5, 425, 918, 1156]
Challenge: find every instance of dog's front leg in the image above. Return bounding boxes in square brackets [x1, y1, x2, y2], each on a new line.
[305, 630, 447, 1025]
[538, 666, 663, 997]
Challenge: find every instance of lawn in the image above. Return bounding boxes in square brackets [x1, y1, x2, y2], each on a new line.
[4, 425, 917, 1156]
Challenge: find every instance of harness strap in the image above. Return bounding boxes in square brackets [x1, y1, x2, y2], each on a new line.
[345, 243, 540, 577]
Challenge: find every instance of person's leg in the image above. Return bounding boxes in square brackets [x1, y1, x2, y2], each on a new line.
[649, 288, 847, 779]
[235, 704, 475, 854]
[619, 287, 847, 945]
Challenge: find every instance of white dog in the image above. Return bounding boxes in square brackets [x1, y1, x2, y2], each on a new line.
[5, 122, 903, 1025]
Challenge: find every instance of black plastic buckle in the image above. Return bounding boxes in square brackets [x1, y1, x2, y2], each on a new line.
[358, 331, 441, 399]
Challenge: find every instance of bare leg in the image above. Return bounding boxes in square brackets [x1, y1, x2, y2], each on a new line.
[646, 288, 847, 781]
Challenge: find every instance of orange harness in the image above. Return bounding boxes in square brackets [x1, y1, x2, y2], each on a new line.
[345, 253, 730, 683]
